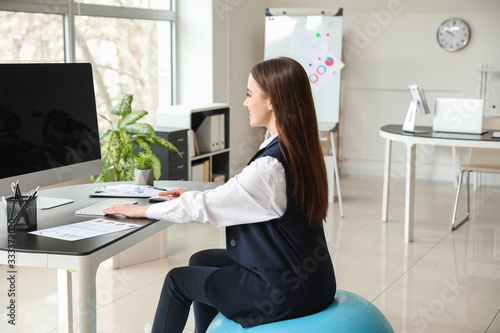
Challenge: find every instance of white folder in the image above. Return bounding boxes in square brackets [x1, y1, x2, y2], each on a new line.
[218, 114, 225, 149]
[191, 162, 204, 181]
[196, 115, 220, 152]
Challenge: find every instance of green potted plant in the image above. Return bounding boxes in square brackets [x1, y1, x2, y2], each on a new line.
[94, 93, 180, 183]
[134, 152, 154, 185]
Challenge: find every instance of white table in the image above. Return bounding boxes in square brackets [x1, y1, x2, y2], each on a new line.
[380, 125, 500, 242]
[0, 181, 217, 333]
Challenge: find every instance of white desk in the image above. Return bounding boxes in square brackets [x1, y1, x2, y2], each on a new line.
[380, 125, 500, 242]
[0, 181, 217, 333]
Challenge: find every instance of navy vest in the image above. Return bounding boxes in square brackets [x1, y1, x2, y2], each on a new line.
[205, 137, 336, 327]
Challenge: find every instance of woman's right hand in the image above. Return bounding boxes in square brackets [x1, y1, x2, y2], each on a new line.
[159, 188, 188, 199]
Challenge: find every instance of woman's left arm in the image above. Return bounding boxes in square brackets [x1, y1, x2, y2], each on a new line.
[103, 203, 150, 218]
[103, 188, 186, 217]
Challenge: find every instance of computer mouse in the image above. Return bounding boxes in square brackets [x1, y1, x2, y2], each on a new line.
[148, 195, 166, 202]
[148, 195, 172, 203]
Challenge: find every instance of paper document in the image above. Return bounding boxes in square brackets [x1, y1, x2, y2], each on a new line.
[29, 219, 143, 241]
[91, 184, 175, 198]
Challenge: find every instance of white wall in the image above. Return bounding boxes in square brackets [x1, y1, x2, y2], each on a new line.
[176, 0, 269, 175]
[178, 0, 500, 181]
[218, 1, 270, 174]
[175, 0, 214, 104]
[335, 0, 500, 182]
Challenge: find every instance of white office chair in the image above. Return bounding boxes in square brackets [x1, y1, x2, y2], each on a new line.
[451, 117, 500, 230]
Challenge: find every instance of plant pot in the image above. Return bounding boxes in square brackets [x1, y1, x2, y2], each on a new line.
[134, 169, 154, 186]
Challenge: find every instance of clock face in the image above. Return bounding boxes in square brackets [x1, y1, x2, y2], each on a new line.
[437, 18, 470, 51]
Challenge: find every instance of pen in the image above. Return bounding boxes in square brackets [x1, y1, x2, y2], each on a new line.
[153, 186, 168, 191]
[15, 180, 22, 199]
[29, 186, 40, 200]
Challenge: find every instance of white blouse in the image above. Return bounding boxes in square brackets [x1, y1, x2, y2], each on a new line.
[146, 134, 286, 228]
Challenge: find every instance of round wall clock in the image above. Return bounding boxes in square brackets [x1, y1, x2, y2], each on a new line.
[437, 18, 470, 51]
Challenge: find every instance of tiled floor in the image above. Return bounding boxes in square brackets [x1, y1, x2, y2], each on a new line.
[1, 175, 499, 332]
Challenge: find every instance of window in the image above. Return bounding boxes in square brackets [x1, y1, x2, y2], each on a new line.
[0, 11, 64, 62]
[75, 0, 171, 10]
[0, 0, 174, 129]
[75, 16, 171, 126]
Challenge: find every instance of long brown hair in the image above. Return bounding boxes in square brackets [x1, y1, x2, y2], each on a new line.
[250, 57, 328, 226]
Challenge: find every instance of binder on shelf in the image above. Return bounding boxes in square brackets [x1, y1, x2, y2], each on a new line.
[196, 115, 219, 152]
[196, 114, 225, 153]
[218, 114, 225, 149]
[202, 160, 210, 182]
[192, 162, 204, 181]
[190, 129, 200, 156]
[192, 160, 210, 182]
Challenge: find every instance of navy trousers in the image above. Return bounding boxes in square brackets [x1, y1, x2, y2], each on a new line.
[151, 249, 236, 333]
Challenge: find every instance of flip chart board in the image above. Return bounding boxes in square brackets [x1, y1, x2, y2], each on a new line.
[264, 8, 343, 130]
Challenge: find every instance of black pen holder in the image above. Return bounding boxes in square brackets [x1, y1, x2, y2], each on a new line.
[6, 196, 37, 231]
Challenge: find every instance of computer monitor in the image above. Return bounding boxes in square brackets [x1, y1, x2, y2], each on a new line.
[402, 84, 430, 133]
[0, 63, 102, 207]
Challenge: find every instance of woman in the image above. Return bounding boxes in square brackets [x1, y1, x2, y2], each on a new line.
[104, 57, 336, 333]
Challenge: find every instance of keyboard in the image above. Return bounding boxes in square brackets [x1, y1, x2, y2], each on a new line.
[75, 198, 138, 216]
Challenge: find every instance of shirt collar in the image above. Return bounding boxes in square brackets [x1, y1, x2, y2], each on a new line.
[260, 133, 278, 150]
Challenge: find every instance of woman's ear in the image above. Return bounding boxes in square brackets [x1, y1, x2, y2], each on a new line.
[268, 100, 273, 111]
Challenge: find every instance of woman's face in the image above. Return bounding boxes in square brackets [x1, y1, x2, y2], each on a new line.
[243, 74, 275, 133]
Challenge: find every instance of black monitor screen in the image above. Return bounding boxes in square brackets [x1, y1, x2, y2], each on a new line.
[0, 63, 101, 181]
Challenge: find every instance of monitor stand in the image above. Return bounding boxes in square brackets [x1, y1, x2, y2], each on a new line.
[402, 100, 428, 134]
[37, 197, 74, 210]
